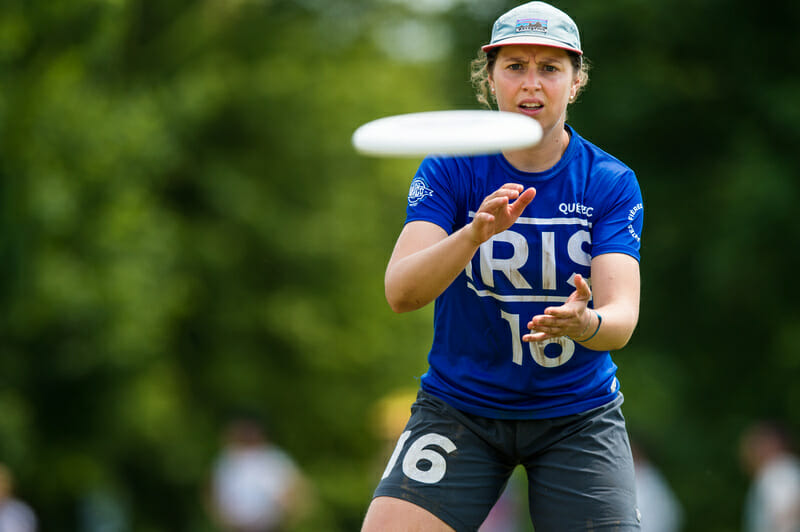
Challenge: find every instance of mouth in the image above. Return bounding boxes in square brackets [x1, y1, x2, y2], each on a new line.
[518, 101, 543, 115]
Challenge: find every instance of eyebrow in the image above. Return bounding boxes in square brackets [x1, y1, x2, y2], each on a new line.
[501, 55, 566, 64]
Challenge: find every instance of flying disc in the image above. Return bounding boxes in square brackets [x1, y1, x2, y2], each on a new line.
[352, 110, 542, 157]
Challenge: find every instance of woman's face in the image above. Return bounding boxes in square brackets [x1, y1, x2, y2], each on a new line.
[489, 45, 579, 138]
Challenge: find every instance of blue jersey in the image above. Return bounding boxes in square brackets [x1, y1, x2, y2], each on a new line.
[405, 125, 644, 419]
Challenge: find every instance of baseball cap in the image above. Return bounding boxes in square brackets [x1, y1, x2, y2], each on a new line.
[482, 1, 582, 55]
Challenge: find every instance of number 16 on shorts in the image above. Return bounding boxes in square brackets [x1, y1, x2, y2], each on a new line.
[382, 431, 457, 484]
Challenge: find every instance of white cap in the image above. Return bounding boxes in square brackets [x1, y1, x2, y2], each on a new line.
[482, 1, 582, 55]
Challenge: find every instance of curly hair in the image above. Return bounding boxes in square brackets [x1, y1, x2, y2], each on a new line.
[470, 48, 590, 109]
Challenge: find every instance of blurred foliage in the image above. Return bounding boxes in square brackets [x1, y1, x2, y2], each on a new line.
[0, 0, 798, 530]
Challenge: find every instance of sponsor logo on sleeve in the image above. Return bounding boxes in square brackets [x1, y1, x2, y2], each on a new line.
[408, 176, 434, 207]
[627, 203, 643, 242]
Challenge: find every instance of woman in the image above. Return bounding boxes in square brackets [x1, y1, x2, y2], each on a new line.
[362, 2, 644, 531]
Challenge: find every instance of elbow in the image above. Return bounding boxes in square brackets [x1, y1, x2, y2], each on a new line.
[384, 279, 426, 313]
[609, 316, 639, 351]
[385, 265, 435, 313]
[388, 301, 414, 314]
[385, 288, 421, 313]
[608, 335, 633, 351]
[597, 331, 633, 352]
[384, 269, 417, 313]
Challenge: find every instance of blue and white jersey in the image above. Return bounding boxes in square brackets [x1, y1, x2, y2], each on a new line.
[405, 125, 643, 419]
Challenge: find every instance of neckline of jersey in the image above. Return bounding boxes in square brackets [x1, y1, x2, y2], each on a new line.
[495, 123, 579, 182]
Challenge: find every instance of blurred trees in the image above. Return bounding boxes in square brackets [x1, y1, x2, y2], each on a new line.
[0, 0, 798, 530]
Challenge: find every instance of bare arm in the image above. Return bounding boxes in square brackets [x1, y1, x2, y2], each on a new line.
[524, 253, 640, 351]
[385, 184, 536, 313]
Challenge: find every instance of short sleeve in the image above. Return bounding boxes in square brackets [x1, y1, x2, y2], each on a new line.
[590, 168, 643, 261]
[404, 157, 462, 235]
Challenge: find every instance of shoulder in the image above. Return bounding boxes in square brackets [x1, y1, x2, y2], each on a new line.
[569, 127, 636, 179]
[569, 131, 641, 210]
[763, 456, 800, 487]
[0, 498, 36, 523]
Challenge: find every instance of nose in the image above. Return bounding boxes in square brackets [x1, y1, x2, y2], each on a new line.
[521, 69, 541, 91]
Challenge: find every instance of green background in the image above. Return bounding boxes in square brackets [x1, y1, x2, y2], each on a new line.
[1, 0, 799, 530]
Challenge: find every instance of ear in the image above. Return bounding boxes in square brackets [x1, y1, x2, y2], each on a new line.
[569, 77, 581, 102]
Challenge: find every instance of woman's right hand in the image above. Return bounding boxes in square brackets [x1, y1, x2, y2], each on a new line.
[385, 183, 535, 313]
[467, 183, 536, 245]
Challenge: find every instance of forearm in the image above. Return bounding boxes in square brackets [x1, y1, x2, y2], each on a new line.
[524, 254, 640, 350]
[575, 301, 639, 351]
[385, 225, 480, 313]
[579, 253, 641, 351]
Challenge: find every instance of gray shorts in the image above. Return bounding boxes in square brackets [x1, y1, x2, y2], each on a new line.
[373, 390, 640, 532]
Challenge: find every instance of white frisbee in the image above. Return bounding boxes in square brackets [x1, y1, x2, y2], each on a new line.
[352, 110, 542, 157]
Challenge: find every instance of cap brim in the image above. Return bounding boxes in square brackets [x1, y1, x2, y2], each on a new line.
[481, 36, 582, 55]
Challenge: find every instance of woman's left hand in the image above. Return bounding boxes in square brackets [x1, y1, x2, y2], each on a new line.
[523, 274, 593, 342]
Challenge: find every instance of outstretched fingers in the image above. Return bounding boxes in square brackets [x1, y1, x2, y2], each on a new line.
[486, 185, 536, 227]
[469, 184, 536, 244]
[524, 274, 593, 342]
[572, 274, 592, 302]
[509, 187, 536, 217]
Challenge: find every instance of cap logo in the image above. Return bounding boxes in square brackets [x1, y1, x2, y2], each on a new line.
[515, 18, 548, 34]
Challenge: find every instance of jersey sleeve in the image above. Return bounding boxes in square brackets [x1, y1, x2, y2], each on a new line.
[404, 157, 462, 234]
[590, 167, 644, 261]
